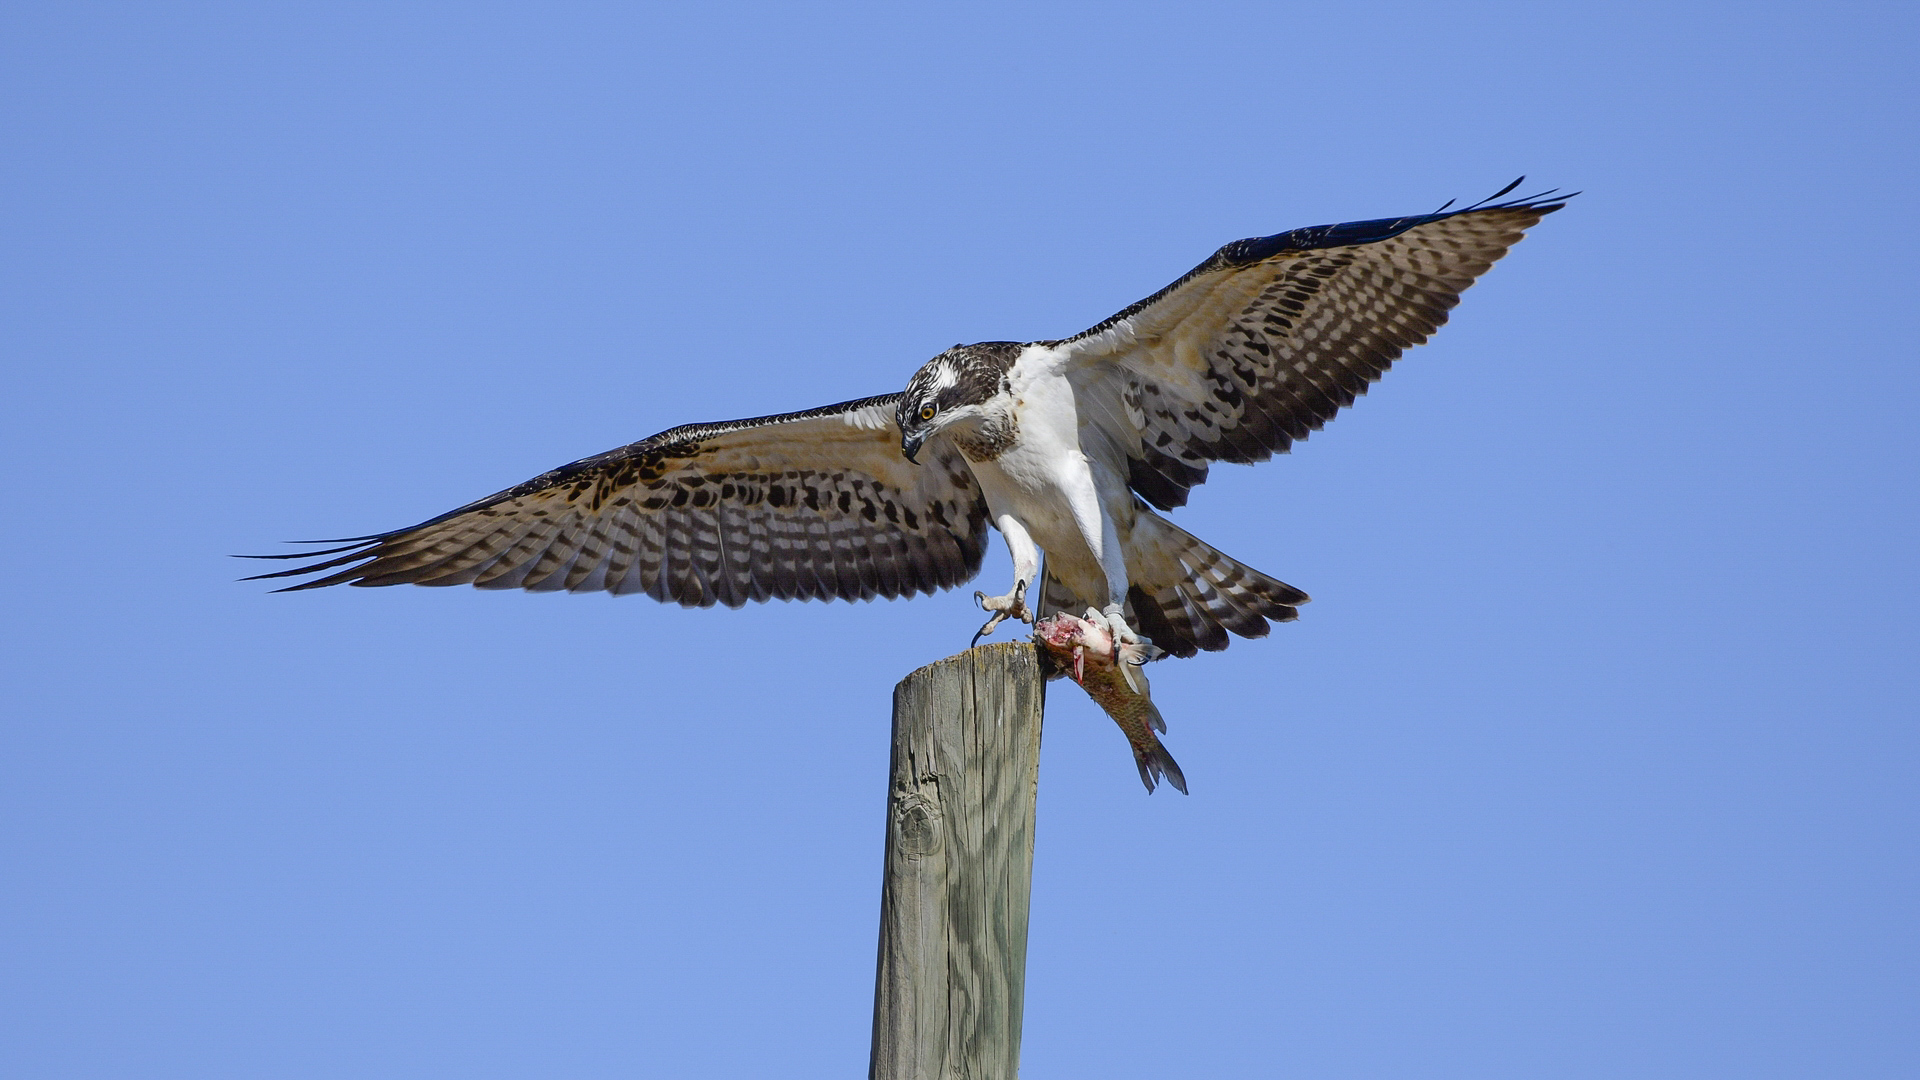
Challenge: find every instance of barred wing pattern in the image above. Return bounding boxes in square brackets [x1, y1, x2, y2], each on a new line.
[246, 395, 992, 606]
[1057, 188, 1569, 510]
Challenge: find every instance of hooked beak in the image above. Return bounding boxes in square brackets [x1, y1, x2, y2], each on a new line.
[900, 432, 925, 464]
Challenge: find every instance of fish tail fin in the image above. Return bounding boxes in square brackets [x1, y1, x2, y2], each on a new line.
[1132, 696, 1184, 795]
[1135, 687, 1183, 792]
[1133, 735, 1188, 796]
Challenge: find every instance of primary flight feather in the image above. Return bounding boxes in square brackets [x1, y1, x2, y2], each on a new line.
[248, 182, 1568, 664]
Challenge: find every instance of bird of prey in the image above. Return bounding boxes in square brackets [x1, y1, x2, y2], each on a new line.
[248, 181, 1568, 659]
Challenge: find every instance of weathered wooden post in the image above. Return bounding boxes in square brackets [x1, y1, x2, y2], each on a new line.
[870, 641, 1047, 1080]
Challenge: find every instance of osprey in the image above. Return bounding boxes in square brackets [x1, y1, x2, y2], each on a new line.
[249, 182, 1568, 658]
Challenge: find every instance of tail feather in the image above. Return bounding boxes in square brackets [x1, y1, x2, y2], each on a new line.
[1034, 557, 1080, 623]
[1035, 511, 1306, 660]
[1124, 509, 1307, 659]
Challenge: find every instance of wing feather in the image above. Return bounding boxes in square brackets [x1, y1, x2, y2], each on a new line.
[245, 395, 992, 605]
[1056, 186, 1571, 509]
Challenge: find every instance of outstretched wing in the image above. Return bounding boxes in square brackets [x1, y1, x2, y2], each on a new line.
[1054, 182, 1571, 509]
[245, 394, 991, 606]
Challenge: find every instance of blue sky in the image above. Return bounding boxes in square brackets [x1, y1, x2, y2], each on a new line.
[2, 2, 1915, 1077]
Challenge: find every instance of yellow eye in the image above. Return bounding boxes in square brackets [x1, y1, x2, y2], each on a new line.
[920, 405, 936, 421]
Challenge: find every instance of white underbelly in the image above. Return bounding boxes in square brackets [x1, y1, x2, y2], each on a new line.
[969, 430, 1104, 567]
[961, 352, 1135, 599]
[978, 461, 1111, 606]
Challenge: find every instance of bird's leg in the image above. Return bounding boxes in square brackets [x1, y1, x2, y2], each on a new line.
[1073, 490, 1151, 658]
[970, 512, 1041, 647]
[1091, 511, 1150, 654]
[1090, 603, 1149, 694]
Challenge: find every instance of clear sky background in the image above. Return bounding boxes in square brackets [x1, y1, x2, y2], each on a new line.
[2, 2, 1915, 1077]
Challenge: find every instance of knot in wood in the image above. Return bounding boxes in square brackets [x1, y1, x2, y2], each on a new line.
[892, 793, 943, 857]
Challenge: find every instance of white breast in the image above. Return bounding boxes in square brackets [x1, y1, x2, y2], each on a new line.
[966, 346, 1112, 563]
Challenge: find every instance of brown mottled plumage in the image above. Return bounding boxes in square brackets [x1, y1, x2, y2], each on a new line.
[248, 183, 1568, 665]
[245, 396, 991, 605]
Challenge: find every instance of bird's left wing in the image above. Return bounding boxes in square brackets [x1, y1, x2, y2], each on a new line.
[1051, 183, 1570, 509]
[244, 394, 992, 606]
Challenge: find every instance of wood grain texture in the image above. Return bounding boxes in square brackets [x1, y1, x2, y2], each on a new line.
[870, 642, 1046, 1080]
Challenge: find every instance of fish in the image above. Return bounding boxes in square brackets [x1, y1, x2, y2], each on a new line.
[1032, 611, 1188, 795]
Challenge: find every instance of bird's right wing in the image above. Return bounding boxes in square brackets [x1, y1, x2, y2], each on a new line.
[243, 394, 992, 607]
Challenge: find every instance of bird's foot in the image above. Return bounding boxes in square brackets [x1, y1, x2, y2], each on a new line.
[971, 580, 1035, 647]
[1091, 604, 1145, 648]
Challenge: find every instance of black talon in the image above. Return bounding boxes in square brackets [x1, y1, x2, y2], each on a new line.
[971, 611, 1008, 648]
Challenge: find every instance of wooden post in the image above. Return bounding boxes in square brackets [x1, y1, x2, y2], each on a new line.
[870, 641, 1046, 1080]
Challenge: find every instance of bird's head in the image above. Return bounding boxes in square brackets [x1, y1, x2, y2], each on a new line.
[896, 341, 1021, 462]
